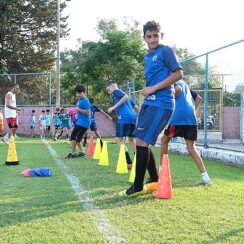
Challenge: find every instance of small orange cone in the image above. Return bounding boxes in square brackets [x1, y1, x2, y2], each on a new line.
[87, 136, 94, 157]
[154, 154, 173, 199]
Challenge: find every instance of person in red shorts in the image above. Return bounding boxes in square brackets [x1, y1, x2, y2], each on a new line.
[2, 84, 21, 144]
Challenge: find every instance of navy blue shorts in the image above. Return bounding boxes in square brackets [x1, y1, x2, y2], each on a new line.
[116, 123, 135, 137]
[90, 121, 97, 131]
[133, 104, 172, 145]
[164, 125, 197, 141]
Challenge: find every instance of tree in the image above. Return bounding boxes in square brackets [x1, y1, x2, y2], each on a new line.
[0, 0, 70, 104]
[61, 18, 146, 106]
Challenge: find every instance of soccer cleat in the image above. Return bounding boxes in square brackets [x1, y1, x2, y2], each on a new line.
[119, 184, 147, 197]
[145, 182, 158, 192]
[77, 152, 86, 157]
[64, 153, 77, 159]
[199, 179, 212, 185]
[1, 137, 10, 145]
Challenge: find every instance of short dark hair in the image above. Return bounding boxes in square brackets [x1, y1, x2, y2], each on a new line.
[73, 101, 77, 106]
[42, 110, 45, 113]
[143, 21, 161, 36]
[32, 110, 35, 113]
[75, 84, 86, 93]
[89, 97, 94, 104]
[106, 80, 117, 87]
[46, 109, 50, 112]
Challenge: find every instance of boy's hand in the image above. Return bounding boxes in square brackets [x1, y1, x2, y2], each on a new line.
[107, 107, 114, 113]
[141, 87, 155, 96]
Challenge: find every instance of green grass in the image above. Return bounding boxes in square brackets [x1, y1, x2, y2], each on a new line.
[0, 137, 243, 243]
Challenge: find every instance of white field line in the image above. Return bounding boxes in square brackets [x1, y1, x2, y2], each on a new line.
[43, 139, 126, 244]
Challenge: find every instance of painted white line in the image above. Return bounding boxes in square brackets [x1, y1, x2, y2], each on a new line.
[43, 139, 126, 244]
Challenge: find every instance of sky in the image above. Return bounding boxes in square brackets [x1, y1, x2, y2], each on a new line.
[62, 0, 244, 91]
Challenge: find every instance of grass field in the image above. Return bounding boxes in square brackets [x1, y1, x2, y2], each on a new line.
[0, 137, 243, 243]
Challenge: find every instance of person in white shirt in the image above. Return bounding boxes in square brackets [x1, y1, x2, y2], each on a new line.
[2, 84, 21, 144]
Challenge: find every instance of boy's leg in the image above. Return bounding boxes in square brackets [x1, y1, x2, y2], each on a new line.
[147, 148, 159, 182]
[115, 136, 132, 166]
[185, 139, 211, 184]
[123, 105, 172, 196]
[94, 130, 103, 148]
[83, 131, 88, 147]
[160, 134, 171, 163]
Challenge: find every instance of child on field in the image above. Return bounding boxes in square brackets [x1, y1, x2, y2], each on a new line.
[161, 80, 212, 185]
[53, 107, 61, 135]
[68, 101, 78, 127]
[64, 85, 91, 159]
[54, 107, 71, 141]
[120, 21, 183, 196]
[44, 109, 52, 138]
[106, 81, 137, 169]
[29, 110, 36, 138]
[83, 97, 112, 148]
[39, 110, 46, 138]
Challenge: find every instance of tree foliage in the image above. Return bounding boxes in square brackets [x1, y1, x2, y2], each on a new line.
[0, 0, 70, 104]
[61, 18, 146, 106]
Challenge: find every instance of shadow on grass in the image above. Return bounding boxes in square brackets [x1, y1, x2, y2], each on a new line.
[203, 228, 244, 243]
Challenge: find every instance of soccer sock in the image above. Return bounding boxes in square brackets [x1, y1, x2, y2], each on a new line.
[134, 146, 149, 191]
[83, 137, 87, 147]
[147, 149, 158, 182]
[125, 151, 132, 164]
[100, 138, 103, 148]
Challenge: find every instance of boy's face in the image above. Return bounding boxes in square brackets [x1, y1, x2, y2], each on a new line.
[106, 85, 115, 95]
[76, 92, 85, 99]
[64, 108, 68, 113]
[144, 30, 163, 50]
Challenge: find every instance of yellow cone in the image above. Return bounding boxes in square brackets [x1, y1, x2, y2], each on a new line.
[128, 153, 136, 182]
[93, 138, 101, 160]
[116, 144, 128, 174]
[98, 141, 109, 166]
[5, 136, 19, 165]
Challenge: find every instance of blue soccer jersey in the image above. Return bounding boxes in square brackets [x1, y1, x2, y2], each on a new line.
[91, 105, 100, 121]
[169, 80, 197, 125]
[76, 97, 91, 129]
[112, 89, 136, 124]
[44, 114, 52, 126]
[144, 44, 182, 110]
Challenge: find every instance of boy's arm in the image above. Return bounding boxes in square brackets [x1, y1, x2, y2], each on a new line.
[190, 90, 202, 109]
[5, 93, 21, 112]
[174, 84, 182, 97]
[142, 69, 183, 96]
[100, 110, 113, 120]
[108, 94, 128, 113]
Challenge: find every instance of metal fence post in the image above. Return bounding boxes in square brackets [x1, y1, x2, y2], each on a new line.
[241, 93, 244, 142]
[204, 54, 209, 148]
[48, 73, 52, 106]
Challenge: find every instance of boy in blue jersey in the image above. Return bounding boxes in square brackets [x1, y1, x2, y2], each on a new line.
[54, 107, 71, 141]
[106, 81, 137, 169]
[120, 21, 183, 196]
[44, 109, 52, 138]
[65, 85, 91, 159]
[83, 97, 112, 148]
[161, 80, 212, 185]
[29, 110, 36, 138]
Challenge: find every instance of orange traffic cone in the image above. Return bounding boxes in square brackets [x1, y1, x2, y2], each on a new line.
[5, 136, 19, 165]
[87, 136, 94, 157]
[154, 154, 173, 199]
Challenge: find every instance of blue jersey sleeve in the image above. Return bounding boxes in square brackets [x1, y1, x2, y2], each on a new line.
[190, 90, 198, 100]
[112, 89, 126, 99]
[81, 98, 91, 110]
[94, 105, 100, 112]
[163, 46, 182, 72]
